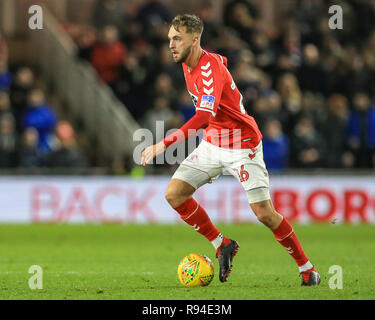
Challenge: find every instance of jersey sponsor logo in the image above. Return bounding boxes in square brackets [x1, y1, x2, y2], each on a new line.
[200, 95, 215, 110]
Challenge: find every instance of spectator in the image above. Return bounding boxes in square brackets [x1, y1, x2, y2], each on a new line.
[137, 0, 173, 41]
[42, 121, 87, 168]
[323, 94, 351, 168]
[350, 0, 375, 42]
[277, 73, 302, 112]
[141, 96, 182, 141]
[251, 28, 276, 72]
[152, 73, 177, 105]
[91, 25, 126, 87]
[266, 92, 289, 132]
[277, 73, 302, 131]
[17, 127, 41, 168]
[0, 115, 16, 167]
[155, 44, 185, 89]
[279, 29, 302, 71]
[92, 0, 126, 33]
[76, 26, 97, 61]
[299, 92, 326, 132]
[344, 53, 372, 99]
[176, 91, 195, 123]
[115, 51, 148, 120]
[9, 67, 35, 131]
[0, 92, 14, 123]
[214, 26, 245, 67]
[252, 97, 269, 131]
[122, 1, 142, 44]
[258, 73, 275, 98]
[290, 0, 324, 45]
[348, 92, 375, 168]
[298, 44, 329, 96]
[363, 30, 375, 72]
[0, 32, 8, 63]
[23, 88, 57, 154]
[62, 0, 375, 170]
[262, 119, 289, 171]
[223, 1, 257, 45]
[0, 57, 12, 92]
[131, 39, 157, 90]
[291, 117, 325, 168]
[197, 0, 220, 50]
[232, 50, 263, 109]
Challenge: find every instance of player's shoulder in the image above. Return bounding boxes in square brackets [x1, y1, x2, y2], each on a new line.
[200, 50, 228, 71]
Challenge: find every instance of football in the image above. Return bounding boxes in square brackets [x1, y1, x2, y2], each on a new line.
[177, 253, 214, 287]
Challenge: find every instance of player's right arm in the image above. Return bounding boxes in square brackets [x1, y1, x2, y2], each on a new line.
[141, 141, 166, 166]
[141, 110, 210, 166]
[162, 56, 225, 147]
[163, 110, 211, 147]
[142, 55, 225, 166]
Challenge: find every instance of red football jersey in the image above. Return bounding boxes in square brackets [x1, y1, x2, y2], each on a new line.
[182, 50, 262, 149]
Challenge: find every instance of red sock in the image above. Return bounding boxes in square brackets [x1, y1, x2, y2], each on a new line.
[173, 198, 220, 242]
[272, 217, 309, 268]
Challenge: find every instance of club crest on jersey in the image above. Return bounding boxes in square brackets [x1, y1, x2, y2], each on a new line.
[200, 95, 215, 110]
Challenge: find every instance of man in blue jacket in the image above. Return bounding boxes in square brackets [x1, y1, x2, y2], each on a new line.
[23, 88, 57, 153]
[348, 92, 375, 168]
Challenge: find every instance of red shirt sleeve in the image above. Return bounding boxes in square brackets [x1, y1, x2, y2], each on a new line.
[163, 110, 211, 148]
[195, 57, 224, 117]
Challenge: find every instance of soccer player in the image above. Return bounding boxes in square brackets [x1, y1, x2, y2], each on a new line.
[141, 14, 320, 286]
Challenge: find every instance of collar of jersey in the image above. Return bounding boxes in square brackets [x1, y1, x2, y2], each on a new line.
[185, 50, 207, 73]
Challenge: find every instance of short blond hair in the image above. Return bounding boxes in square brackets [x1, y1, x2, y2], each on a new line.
[170, 14, 204, 35]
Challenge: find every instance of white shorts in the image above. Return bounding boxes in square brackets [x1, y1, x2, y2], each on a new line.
[172, 140, 270, 204]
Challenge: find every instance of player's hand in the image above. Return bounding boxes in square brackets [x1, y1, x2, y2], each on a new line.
[141, 141, 166, 166]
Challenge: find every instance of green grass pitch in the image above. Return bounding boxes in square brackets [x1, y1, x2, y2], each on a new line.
[0, 223, 374, 300]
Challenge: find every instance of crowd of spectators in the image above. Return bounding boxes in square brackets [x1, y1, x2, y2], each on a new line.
[67, 0, 375, 171]
[0, 31, 87, 169]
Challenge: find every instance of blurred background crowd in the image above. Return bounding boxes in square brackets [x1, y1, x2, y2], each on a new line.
[0, 33, 87, 169]
[1, 0, 375, 172]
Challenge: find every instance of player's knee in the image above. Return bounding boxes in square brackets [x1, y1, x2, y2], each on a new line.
[165, 180, 195, 208]
[165, 187, 177, 206]
[251, 202, 275, 227]
[256, 210, 273, 226]
[165, 187, 185, 208]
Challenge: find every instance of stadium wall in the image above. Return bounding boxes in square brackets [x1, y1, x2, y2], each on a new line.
[1, 176, 374, 224]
